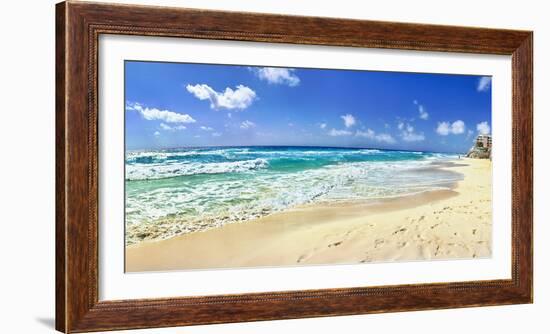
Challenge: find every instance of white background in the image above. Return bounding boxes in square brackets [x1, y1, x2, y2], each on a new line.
[100, 35, 511, 300]
[0, 0, 546, 333]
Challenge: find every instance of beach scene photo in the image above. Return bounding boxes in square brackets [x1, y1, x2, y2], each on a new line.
[124, 61, 492, 272]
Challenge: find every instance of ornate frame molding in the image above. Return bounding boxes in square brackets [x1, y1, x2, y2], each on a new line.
[56, 1, 532, 332]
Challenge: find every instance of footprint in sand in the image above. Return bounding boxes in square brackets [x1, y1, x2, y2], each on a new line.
[296, 249, 317, 263]
[297, 251, 316, 263]
[392, 227, 407, 235]
[296, 254, 308, 263]
[374, 239, 385, 248]
[328, 241, 343, 248]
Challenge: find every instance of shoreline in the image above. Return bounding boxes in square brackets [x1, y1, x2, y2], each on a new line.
[125, 159, 463, 245]
[126, 158, 492, 272]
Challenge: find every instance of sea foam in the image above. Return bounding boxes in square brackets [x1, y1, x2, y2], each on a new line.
[125, 147, 460, 244]
[126, 158, 269, 180]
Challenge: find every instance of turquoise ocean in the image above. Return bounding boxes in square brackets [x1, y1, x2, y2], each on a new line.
[125, 146, 462, 244]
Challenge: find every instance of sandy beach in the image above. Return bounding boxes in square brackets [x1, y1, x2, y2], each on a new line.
[126, 158, 492, 272]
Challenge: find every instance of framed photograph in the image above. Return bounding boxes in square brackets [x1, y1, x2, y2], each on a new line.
[56, 1, 532, 332]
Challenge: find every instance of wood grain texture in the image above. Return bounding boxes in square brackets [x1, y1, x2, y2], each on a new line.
[55, 2, 67, 332]
[55, 1, 533, 332]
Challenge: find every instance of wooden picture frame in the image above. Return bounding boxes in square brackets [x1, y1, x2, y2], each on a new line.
[56, 1, 533, 332]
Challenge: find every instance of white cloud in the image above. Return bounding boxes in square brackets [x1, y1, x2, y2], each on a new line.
[328, 129, 353, 136]
[212, 132, 222, 137]
[160, 123, 186, 131]
[437, 120, 466, 135]
[402, 132, 425, 142]
[354, 128, 395, 144]
[397, 122, 405, 130]
[375, 133, 396, 144]
[240, 120, 256, 129]
[355, 129, 375, 139]
[413, 100, 429, 120]
[477, 76, 492, 92]
[320, 123, 327, 129]
[451, 120, 465, 134]
[186, 84, 256, 110]
[477, 121, 491, 135]
[399, 123, 425, 142]
[126, 102, 196, 124]
[341, 114, 356, 128]
[154, 131, 160, 136]
[436, 122, 451, 135]
[227, 113, 232, 118]
[252, 67, 300, 86]
[418, 105, 429, 120]
[200, 126, 214, 131]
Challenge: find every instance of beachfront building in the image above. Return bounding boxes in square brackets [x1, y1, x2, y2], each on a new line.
[475, 134, 492, 149]
[467, 134, 492, 159]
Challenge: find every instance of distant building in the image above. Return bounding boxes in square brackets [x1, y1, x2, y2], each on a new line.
[467, 134, 492, 159]
[475, 135, 492, 149]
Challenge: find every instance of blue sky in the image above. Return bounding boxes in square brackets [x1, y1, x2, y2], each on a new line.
[125, 61, 492, 153]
